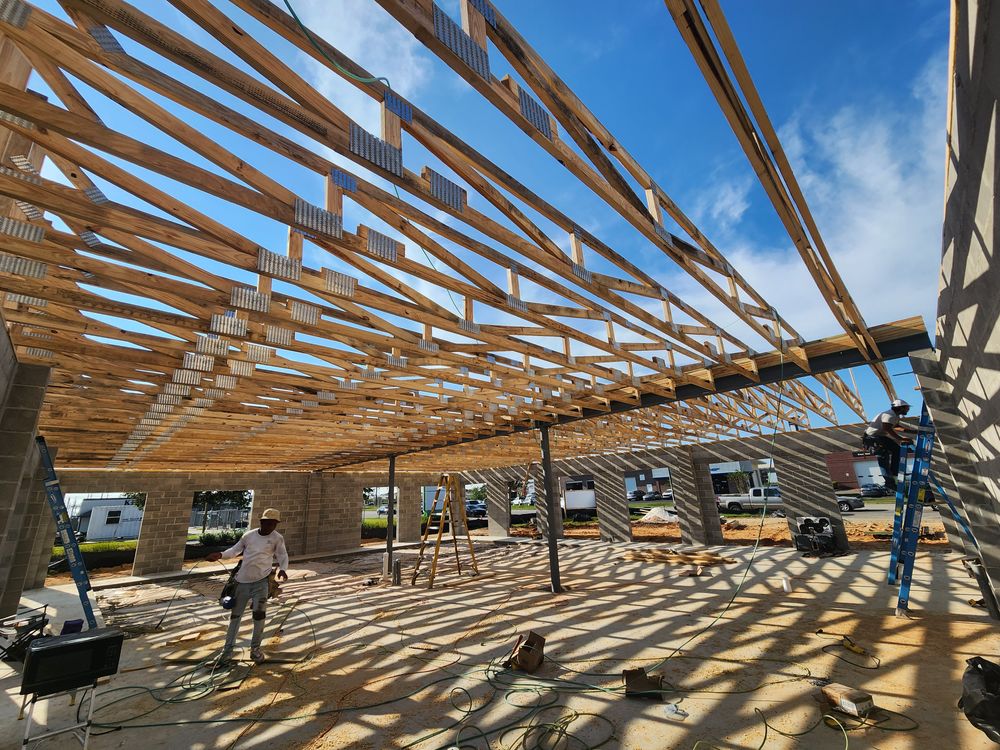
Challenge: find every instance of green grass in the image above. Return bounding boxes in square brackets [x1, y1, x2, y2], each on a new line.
[52, 539, 138, 557]
[628, 500, 676, 509]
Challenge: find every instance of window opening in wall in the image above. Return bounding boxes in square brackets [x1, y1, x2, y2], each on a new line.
[364, 486, 398, 542]
[47, 491, 148, 584]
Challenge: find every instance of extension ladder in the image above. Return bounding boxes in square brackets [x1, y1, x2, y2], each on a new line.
[36, 436, 98, 628]
[409, 473, 478, 589]
[887, 405, 978, 616]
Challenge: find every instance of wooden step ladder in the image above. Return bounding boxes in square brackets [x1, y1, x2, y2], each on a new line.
[410, 473, 479, 588]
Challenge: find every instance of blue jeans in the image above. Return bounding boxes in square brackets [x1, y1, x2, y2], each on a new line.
[223, 577, 268, 654]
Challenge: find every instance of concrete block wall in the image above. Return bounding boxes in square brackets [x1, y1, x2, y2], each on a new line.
[0, 361, 49, 616]
[52, 470, 352, 577]
[925, 0, 1000, 601]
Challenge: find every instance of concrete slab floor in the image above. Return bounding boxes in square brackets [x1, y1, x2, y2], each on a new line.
[1, 541, 997, 749]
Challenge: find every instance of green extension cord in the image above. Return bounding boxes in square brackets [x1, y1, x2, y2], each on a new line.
[282, 0, 391, 89]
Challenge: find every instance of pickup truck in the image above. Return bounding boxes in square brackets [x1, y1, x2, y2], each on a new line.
[716, 486, 782, 513]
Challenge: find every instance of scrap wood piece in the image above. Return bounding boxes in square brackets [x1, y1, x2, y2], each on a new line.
[622, 550, 737, 566]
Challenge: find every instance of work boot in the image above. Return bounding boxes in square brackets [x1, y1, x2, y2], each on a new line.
[250, 647, 267, 663]
[209, 650, 234, 669]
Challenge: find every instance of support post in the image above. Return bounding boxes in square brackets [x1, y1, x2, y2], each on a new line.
[385, 455, 396, 580]
[538, 424, 562, 593]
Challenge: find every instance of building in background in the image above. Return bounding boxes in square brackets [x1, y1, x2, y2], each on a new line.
[65, 493, 143, 541]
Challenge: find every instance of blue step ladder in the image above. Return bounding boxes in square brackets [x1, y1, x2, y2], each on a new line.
[887, 405, 979, 616]
[36, 436, 98, 629]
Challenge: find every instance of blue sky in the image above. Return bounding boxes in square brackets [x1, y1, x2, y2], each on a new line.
[25, 0, 948, 429]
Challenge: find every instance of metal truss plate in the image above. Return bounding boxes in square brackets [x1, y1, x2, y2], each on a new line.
[14, 201, 42, 220]
[0, 251, 45, 279]
[323, 268, 357, 297]
[0, 0, 30, 29]
[427, 168, 466, 212]
[383, 90, 413, 123]
[0, 165, 40, 185]
[0, 216, 44, 243]
[349, 122, 403, 176]
[210, 312, 248, 337]
[366, 228, 401, 262]
[88, 25, 125, 53]
[290, 300, 320, 325]
[265, 325, 293, 347]
[182, 352, 215, 371]
[518, 87, 552, 140]
[432, 4, 490, 80]
[230, 286, 271, 313]
[294, 197, 343, 240]
[571, 262, 592, 284]
[257, 247, 302, 280]
[244, 343, 274, 362]
[505, 293, 528, 313]
[227, 359, 255, 377]
[468, 0, 496, 27]
[330, 168, 357, 192]
[5, 293, 46, 307]
[171, 368, 201, 385]
[459, 318, 480, 334]
[196, 335, 229, 356]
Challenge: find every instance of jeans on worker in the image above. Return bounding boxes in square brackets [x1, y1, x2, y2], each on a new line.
[863, 435, 901, 489]
[223, 576, 269, 654]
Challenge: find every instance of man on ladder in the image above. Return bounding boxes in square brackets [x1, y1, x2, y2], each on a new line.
[862, 399, 918, 490]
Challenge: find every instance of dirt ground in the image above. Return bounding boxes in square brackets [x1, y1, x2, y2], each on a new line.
[490, 517, 950, 551]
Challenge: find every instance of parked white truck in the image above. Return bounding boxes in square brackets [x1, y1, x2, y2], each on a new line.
[716, 486, 782, 513]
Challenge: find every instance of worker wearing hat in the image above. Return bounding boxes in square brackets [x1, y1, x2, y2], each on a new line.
[862, 399, 917, 490]
[207, 507, 288, 663]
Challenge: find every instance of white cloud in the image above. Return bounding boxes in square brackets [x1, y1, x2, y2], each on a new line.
[693, 174, 753, 232]
[292, 0, 436, 133]
[677, 49, 948, 347]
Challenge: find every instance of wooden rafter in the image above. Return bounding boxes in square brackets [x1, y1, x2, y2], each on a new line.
[0, 1, 920, 472]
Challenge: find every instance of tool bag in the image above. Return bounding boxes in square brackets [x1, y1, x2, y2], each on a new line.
[959, 656, 1000, 743]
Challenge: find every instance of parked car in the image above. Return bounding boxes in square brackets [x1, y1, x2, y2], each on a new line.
[626, 489, 644, 502]
[376, 504, 389, 516]
[837, 496, 866, 513]
[642, 490, 663, 502]
[465, 502, 488, 518]
[860, 483, 892, 498]
[716, 486, 782, 513]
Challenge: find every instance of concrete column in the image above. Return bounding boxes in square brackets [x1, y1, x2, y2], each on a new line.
[396, 474, 425, 542]
[486, 468, 513, 536]
[930, 464, 976, 554]
[660, 447, 724, 546]
[771, 449, 849, 552]
[131, 486, 191, 576]
[0, 363, 50, 615]
[303, 471, 323, 554]
[24, 498, 55, 590]
[463, 468, 513, 537]
[912, 349, 1000, 598]
[582, 459, 632, 542]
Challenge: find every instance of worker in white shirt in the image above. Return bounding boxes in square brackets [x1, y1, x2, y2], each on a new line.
[207, 507, 288, 663]
[862, 399, 917, 490]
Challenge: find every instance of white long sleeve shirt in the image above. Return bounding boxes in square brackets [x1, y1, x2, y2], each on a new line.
[221, 529, 289, 583]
